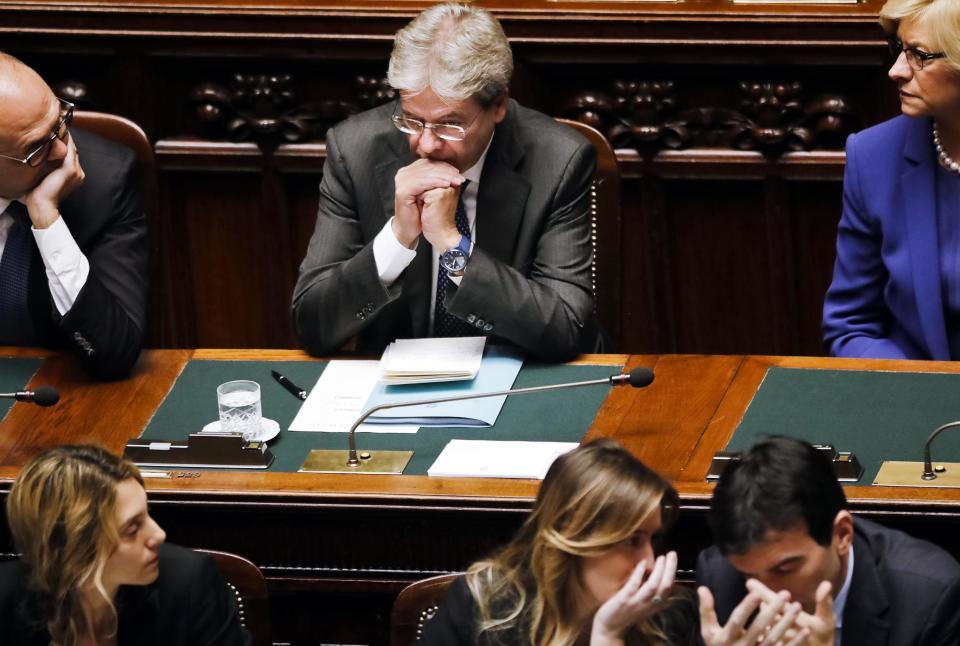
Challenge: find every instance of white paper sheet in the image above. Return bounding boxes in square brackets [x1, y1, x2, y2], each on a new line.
[287, 361, 419, 433]
[427, 440, 578, 478]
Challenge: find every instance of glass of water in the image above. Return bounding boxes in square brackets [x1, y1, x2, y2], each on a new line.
[217, 380, 262, 440]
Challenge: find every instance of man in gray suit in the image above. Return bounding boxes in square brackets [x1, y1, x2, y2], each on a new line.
[293, 2, 602, 361]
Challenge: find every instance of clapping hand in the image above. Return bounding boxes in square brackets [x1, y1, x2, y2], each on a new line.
[590, 551, 678, 646]
[699, 579, 809, 646]
[794, 581, 835, 646]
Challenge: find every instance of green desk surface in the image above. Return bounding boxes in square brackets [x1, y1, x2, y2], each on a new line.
[141, 360, 620, 474]
[0, 357, 43, 423]
[730, 367, 960, 483]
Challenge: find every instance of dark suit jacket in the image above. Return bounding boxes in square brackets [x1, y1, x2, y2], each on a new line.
[0, 544, 250, 646]
[292, 99, 603, 361]
[18, 128, 147, 379]
[823, 115, 950, 360]
[696, 518, 960, 646]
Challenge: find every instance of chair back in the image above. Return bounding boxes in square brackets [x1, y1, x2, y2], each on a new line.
[390, 573, 459, 646]
[555, 118, 623, 350]
[194, 549, 272, 646]
[72, 111, 154, 167]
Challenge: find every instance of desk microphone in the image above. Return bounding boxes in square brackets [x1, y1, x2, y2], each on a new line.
[0, 386, 60, 407]
[336, 366, 654, 470]
[922, 420, 960, 480]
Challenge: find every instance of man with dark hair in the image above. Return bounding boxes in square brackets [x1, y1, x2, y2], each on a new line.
[697, 436, 960, 646]
[0, 52, 146, 379]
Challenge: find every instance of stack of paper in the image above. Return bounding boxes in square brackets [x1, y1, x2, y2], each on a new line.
[365, 345, 524, 426]
[427, 440, 579, 478]
[379, 337, 486, 384]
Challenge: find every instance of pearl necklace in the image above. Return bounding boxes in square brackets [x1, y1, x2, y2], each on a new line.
[933, 123, 960, 175]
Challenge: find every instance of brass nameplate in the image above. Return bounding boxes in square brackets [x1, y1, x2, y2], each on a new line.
[874, 461, 960, 488]
[299, 449, 413, 474]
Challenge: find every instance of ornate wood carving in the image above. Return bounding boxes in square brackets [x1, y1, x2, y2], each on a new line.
[565, 81, 858, 158]
[189, 74, 395, 153]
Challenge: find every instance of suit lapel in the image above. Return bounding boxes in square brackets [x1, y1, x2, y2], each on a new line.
[477, 101, 530, 264]
[903, 117, 949, 359]
[374, 128, 431, 337]
[842, 527, 890, 644]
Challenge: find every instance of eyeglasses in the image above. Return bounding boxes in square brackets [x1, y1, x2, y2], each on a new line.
[887, 35, 946, 72]
[0, 99, 74, 167]
[390, 108, 481, 142]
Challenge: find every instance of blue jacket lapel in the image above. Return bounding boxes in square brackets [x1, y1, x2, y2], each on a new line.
[903, 116, 949, 359]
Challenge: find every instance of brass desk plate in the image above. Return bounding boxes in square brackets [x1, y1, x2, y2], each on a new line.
[299, 449, 413, 474]
[874, 461, 960, 488]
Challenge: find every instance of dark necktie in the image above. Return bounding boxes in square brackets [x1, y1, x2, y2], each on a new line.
[434, 181, 479, 338]
[0, 203, 36, 345]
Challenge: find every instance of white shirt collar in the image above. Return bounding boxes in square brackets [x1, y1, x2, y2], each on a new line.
[834, 542, 854, 631]
[0, 197, 11, 215]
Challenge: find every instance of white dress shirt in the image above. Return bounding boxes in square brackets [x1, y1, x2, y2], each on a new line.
[0, 197, 90, 315]
[833, 543, 854, 646]
[371, 137, 492, 332]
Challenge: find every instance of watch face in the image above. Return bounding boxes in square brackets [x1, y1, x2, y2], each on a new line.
[441, 248, 467, 272]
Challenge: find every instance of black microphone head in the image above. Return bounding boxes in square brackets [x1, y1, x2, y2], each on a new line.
[32, 386, 60, 407]
[627, 367, 654, 388]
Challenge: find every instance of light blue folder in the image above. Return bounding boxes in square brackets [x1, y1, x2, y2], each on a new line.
[363, 346, 524, 426]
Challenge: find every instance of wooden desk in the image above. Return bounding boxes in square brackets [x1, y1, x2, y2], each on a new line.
[2, 350, 959, 645]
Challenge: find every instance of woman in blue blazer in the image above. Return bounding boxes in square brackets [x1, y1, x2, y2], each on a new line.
[823, 0, 960, 359]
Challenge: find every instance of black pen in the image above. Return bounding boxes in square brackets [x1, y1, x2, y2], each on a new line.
[271, 370, 308, 401]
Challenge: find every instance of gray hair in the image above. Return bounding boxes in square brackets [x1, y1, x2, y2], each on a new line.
[387, 3, 513, 107]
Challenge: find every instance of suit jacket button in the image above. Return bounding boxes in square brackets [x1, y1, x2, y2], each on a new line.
[483, 323, 493, 332]
[475, 318, 485, 328]
[466, 314, 477, 324]
[356, 311, 366, 320]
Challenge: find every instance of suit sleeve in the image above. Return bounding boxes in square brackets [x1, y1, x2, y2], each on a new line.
[58, 149, 147, 379]
[291, 127, 399, 356]
[419, 576, 481, 646]
[822, 132, 908, 359]
[918, 575, 960, 646]
[446, 140, 598, 361]
[187, 553, 251, 646]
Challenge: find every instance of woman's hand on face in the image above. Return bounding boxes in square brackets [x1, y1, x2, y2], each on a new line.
[590, 551, 678, 645]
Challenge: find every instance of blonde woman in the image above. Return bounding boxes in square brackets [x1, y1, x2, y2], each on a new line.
[823, 0, 960, 360]
[0, 445, 249, 646]
[421, 439, 697, 646]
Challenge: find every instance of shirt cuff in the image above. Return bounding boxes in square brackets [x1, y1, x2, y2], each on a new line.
[32, 215, 90, 316]
[373, 217, 417, 286]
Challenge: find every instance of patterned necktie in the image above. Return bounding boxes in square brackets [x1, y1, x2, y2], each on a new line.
[434, 181, 480, 338]
[0, 203, 35, 345]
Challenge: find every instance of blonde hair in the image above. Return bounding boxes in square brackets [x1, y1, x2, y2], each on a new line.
[6, 445, 143, 646]
[465, 439, 681, 646]
[880, 0, 960, 71]
[387, 2, 513, 107]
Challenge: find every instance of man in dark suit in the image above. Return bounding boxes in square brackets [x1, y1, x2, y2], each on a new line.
[292, 2, 602, 361]
[0, 53, 146, 379]
[696, 436, 960, 646]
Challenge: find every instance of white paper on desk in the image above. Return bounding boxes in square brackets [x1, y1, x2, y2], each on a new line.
[287, 361, 419, 434]
[427, 440, 578, 479]
[379, 336, 486, 384]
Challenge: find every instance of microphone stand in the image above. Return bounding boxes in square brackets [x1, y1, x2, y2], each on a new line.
[301, 370, 650, 474]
